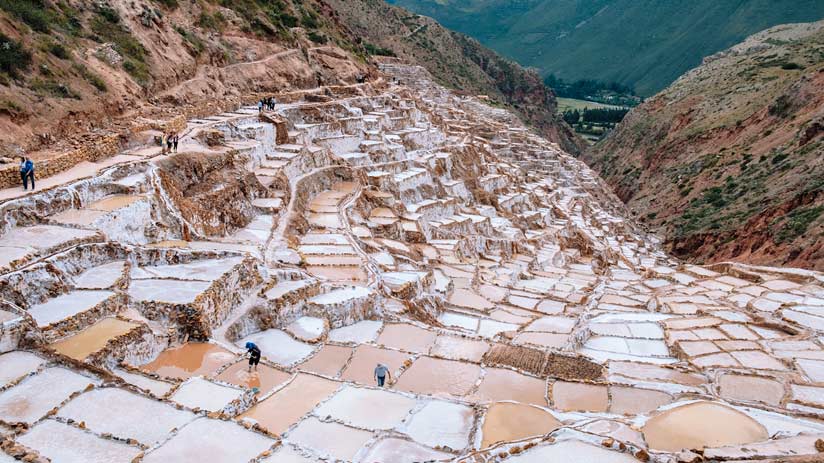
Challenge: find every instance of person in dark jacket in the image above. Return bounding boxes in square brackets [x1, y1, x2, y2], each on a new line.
[245, 341, 261, 371]
[19, 156, 35, 191]
[172, 134, 179, 153]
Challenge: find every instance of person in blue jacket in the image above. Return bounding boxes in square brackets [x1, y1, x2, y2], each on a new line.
[245, 341, 261, 371]
[19, 156, 35, 191]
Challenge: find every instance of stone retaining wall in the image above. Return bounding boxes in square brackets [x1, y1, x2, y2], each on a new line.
[0, 134, 122, 189]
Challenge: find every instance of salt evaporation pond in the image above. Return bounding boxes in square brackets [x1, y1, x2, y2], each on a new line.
[506, 440, 640, 462]
[238, 329, 316, 366]
[314, 385, 416, 430]
[394, 356, 481, 397]
[0, 351, 45, 386]
[340, 345, 411, 384]
[56, 387, 196, 445]
[328, 320, 382, 343]
[215, 361, 291, 394]
[286, 416, 373, 461]
[481, 402, 560, 448]
[0, 367, 93, 424]
[360, 437, 452, 463]
[298, 344, 353, 377]
[17, 419, 141, 463]
[473, 368, 547, 406]
[171, 377, 243, 412]
[240, 373, 339, 435]
[404, 400, 474, 450]
[642, 401, 769, 451]
[142, 342, 236, 379]
[50, 317, 138, 361]
[142, 418, 275, 463]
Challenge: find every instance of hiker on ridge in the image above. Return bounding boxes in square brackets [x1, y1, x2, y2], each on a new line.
[173, 134, 179, 153]
[245, 341, 261, 372]
[374, 363, 390, 387]
[19, 156, 34, 191]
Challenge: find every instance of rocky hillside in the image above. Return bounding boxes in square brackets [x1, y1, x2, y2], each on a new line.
[324, 0, 583, 155]
[0, 0, 580, 160]
[388, 0, 824, 96]
[0, 0, 375, 155]
[584, 21, 824, 270]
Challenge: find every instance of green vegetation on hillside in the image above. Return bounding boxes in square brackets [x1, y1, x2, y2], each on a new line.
[387, 0, 824, 96]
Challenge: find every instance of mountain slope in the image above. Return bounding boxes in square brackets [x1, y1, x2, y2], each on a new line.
[325, 0, 584, 154]
[583, 21, 824, 270]
[387, 0, 824, 96]
[0, 0, 375, 155]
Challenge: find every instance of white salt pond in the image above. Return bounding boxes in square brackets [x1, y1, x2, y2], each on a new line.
[286, 416, 373, 461]
[314, 385, 416, 430]
[128, 279, 211, 304]
[73, 261, 125, 289]
[17, 419, 141, 463]
[403, 400, 474, 450]
[0, 351, 45, 387]
[57, 387, 196, 445]
[286, 316, 327, 342]
[171, 377, 243, 412]
[506, 439, 640, 463]
[27, 290, 114, 327]
[0, 367, 94, 424]
[239, 329, 316, 366]
[261, 445, 320, 463]
[328, 320, 382, 344]
[132, 257, 243, 281]
[143, 418, 275, 463]
[113, 368, 175, 397]
[359, 437, 452, 463]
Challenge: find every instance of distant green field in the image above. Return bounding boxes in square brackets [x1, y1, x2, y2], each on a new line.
[556, 97, 627, 113]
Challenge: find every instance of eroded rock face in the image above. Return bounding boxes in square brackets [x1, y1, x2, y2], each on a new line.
[156, 151, 266, 238]
[0, 62, 823, 463]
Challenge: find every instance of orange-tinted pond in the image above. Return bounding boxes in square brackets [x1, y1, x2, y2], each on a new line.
[481, 402, 560, 448]
[298, 345, 353, 378]
[240, 373, 339, 435]
[50, 318, 138, 361]
[142, 343, 236, 380]
[642, 401, 768, 452]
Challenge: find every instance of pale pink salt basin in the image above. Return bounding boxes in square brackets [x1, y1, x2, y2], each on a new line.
[377, 323, 437, 352]
[394, 356, 481, 397]
[240, 373, 339, 435]
[298, 344, 353, 377]
[340, 345, 411, 385]
[473, 368, 548, 406]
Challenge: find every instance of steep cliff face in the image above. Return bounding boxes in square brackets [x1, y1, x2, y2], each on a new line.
[0, 0, 372, 155]
[585, 21, 824, 270]
[325, 0, 584, 155]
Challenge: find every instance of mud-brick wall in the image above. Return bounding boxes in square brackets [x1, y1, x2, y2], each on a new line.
[0, 134, 122, 189]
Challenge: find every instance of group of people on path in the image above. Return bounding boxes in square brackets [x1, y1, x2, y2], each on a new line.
[243, 342, 392, 388]
[161, 132, 179, 155]
[258, 96, 276, 112]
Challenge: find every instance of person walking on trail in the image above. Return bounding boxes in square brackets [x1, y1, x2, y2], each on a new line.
[374, 363, 390, 387]
[160, 132, 167, 155]
[19, 156, 35, 191]
[166, 133, 173, 153]
[258, 99, 264, 113]
[172, 134, 179, 153]
[245, 341, 261, 372]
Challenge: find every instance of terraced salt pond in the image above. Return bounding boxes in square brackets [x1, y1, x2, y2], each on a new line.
[1, 62, 824, 463]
